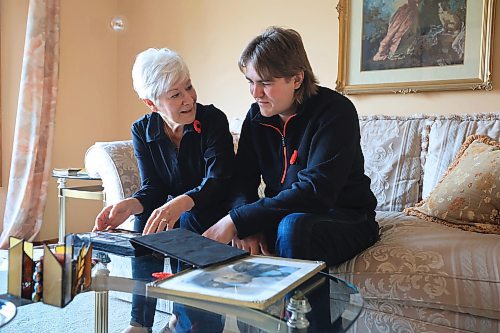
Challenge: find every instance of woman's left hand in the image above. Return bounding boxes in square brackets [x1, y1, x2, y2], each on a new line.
[143, 195, 194, 235]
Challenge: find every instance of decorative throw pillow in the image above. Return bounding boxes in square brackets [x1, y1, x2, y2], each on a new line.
[422, 113, 500, 198]
[404, 135, 500, 234]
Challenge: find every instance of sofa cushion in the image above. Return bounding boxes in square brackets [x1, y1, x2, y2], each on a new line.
[359, 115, 430, 211]
[331, 211, 500, 324]
[351, 300, 499, 332]
[422, 113, 500, 198]
[405, 135, 500, 234]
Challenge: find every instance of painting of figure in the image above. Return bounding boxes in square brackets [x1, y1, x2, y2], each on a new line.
[361, 0, 466, 71]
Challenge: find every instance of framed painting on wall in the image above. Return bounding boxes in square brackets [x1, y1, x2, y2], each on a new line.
[336, 0, 495, 94]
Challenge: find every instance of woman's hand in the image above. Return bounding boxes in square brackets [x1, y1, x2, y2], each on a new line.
[93, 198, 143, 231]
[203, 215, 237, 244]
[204, 216, 271, 255]
[143, 195, 194, 235]
[232, 233, 271, 255]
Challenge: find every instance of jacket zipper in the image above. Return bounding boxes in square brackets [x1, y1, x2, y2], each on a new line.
[260, 114, 297, 184]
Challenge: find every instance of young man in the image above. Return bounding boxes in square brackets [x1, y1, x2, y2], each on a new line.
[204, 26, 379, 268]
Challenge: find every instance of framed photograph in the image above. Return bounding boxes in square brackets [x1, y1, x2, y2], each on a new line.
[336, 0, 495, 94]
[147, 255, 325, 310]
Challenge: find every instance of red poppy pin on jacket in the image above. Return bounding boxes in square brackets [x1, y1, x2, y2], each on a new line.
[193, 120, 202, 134]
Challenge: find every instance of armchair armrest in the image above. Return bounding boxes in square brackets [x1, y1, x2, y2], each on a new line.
[85, 141, 141, 230]
[84, 140, 140, 205]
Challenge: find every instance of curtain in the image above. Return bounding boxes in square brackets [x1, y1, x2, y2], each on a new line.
[0, 0, 60, 248]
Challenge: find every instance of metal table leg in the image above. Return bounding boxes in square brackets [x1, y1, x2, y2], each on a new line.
[93, 263, 111, 333]
[56, 177, 67, 244]
[95, 290, 109, 333]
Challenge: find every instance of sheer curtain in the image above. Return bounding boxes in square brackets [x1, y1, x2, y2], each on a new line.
[0, 0, 60, 248]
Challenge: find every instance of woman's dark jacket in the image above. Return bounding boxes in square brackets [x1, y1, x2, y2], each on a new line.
[131, 104, 234, 223]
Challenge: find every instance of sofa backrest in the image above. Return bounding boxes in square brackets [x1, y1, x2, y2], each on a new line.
[359, 113, 499, 211]
[85, 113, 499, 214]
[358, 115, 431, 212]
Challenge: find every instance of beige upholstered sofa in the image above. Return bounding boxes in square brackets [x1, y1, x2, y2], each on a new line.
[85, 113, 500, 332]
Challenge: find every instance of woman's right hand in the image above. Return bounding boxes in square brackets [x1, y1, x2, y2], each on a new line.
[232, 233, 271, 256]
[93, 198, 143, 231]
[142, 195, 194, 235]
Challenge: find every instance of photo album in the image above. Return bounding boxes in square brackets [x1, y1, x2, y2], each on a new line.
[88, 229, 142, 257]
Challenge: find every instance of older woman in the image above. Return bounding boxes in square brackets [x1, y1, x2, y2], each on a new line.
[94, 48, 233, 333]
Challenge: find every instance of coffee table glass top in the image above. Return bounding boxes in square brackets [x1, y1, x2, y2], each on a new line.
[91, 252, 364, 332]
[0, 250, 363, 332]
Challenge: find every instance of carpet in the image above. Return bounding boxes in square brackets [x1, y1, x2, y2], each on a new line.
[1, 291, 171, 333]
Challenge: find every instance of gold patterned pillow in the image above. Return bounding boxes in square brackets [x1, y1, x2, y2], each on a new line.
[405, 135, 500, 234]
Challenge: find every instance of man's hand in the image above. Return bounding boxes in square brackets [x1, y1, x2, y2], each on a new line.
[233, 233, 271, 255]
[143, 195, 194, 235]
[203, 215, 237, 244]
[93, 198, 143, 231]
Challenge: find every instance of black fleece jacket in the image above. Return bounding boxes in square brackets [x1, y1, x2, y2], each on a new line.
[229, 86, 377, 239]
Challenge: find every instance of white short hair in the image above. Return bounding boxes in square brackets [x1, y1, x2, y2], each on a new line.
[131, 48, 190, 105]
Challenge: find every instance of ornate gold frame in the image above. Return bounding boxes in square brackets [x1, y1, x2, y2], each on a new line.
[336, 0, 496, 94]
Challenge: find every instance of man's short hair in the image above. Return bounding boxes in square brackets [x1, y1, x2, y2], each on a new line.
[238, 26, 319, 104]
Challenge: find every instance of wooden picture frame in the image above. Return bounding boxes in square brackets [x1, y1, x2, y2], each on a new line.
[336, 0, 495, 94]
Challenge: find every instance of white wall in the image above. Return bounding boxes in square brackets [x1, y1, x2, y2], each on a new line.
[1, 0, 499, 240]
[115, 0, 500, 140]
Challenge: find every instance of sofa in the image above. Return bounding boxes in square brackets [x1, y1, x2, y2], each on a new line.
[84, 113, 500, 332]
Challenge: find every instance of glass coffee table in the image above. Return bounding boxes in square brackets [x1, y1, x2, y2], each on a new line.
[91, 252, 363, 333]
[1, 252, 363, 333]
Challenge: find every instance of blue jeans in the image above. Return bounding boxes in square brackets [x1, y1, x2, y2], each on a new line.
[274, 209, 379, 265]
[130, 254, 163, 329]
[131, 208, 226, 331]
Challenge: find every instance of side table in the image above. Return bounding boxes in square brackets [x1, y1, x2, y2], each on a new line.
[52, 171, 105, 243]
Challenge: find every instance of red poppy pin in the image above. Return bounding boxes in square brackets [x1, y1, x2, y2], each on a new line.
[193, 120, 202, 134]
